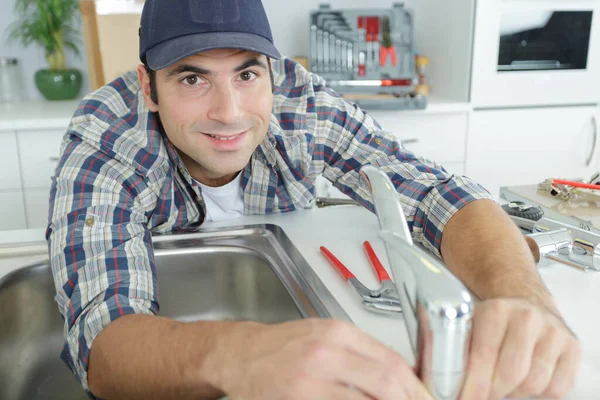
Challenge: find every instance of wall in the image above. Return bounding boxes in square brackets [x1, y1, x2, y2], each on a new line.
[0, 0, 91, 101]
[0, 0, 410, 100]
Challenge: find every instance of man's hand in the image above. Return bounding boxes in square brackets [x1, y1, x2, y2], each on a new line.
[215, 319, 433, 400]
[460, 299, 582, 400]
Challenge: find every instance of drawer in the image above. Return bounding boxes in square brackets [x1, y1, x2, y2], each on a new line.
[368, 112, 467, 163]
[0, 131, 22, 190]
[0, 191, 27, 231]
[17, 129, 66, 189]
[24, 188, 52, 229]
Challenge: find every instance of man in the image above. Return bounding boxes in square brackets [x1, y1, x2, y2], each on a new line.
[47, 0, 581, 399]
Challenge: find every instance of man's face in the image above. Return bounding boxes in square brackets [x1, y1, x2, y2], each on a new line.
[137, 49, 274, 186]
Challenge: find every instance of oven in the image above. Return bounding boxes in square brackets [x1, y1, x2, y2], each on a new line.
[470, 0, 600, 108]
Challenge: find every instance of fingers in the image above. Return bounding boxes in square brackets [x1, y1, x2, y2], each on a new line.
[542, 339, 582, 399]
[302, 323, 432, 400]
[332, 320, 406, 365]
[508, 325, 566, 398]
[460, 300, 510, 400]
[301, 382, 373, 400]
[489, 307, 544, 399]
[460, 299, 582, 400]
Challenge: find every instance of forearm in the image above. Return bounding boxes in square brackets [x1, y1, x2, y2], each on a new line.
[440, 199, 559, 315]
[88, 314, 248, 399]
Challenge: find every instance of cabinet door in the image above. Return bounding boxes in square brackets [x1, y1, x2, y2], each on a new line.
[466, 106, 600, 197]
[315, 111, 468, 200]
[24, 188, 52, 229]
[17, 129, 66, 189]
[0, 191, 27, 231]
[368, 112, 467, 164]
[0, 131, 22, 190]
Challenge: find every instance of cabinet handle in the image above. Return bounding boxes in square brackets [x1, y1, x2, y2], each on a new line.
[586, 116, 597, 167]
[49, 156, 59, 162]
[401, 138, 419, 147]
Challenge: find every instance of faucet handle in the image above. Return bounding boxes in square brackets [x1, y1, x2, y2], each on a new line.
[359, 165, 413, 245]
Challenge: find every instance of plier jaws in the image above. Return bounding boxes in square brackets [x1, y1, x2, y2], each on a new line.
[320, 241, 402, 315]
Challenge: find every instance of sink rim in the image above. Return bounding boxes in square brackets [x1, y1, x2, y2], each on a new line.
[0, 223, 352, 323]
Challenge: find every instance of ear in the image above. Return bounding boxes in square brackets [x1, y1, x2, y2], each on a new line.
[137, 64, 159, 112]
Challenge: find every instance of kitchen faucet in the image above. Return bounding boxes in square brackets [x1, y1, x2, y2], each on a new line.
[359, 165, 473, 400]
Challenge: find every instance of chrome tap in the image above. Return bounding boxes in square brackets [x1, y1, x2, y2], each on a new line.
[528, 217, 600, 272]
[359, 165, 473, 400]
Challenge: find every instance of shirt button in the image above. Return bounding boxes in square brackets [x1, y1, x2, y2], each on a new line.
[374, 138, 383, 145]
[85, 217, 95, 227]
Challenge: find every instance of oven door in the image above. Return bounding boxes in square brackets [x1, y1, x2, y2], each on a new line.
[471, 0, 600, 108]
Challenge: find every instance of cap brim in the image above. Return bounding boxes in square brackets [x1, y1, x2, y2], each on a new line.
[146, 32, 281, 70]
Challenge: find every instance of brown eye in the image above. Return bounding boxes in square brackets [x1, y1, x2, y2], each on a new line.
[183, 75, 199, 85]
[239, 71, 256, 81]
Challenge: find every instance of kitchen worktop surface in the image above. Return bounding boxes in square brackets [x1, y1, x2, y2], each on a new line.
[0, 99, 81, 131]
[1, 205, 599, 398]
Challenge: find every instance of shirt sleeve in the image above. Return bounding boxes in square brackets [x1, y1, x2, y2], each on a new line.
[46, 134, 159, 395]
[313, 85, 494, 258]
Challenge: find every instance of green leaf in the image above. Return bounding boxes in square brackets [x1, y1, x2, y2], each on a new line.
[6, 0, 81, 69]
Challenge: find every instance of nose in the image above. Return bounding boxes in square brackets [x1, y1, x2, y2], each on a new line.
[207, 82, 242, 125]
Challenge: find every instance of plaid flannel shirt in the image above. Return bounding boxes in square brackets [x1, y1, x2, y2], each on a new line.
[47, 57, 492, 394]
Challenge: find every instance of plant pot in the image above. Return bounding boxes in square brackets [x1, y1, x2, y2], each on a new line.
[34, 69, 82, 101]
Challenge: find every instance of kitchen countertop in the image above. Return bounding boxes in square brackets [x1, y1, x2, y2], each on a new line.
[0, 99, 81, 131]
[1, 205, 599, 398]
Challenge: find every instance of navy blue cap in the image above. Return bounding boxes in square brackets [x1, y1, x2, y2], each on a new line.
[139, 0, 281, 70]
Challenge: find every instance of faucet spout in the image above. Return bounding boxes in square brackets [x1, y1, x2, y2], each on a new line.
[359, 165, 473, 400]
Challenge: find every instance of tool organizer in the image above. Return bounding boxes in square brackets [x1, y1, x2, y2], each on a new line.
[309, 3, 426, 110]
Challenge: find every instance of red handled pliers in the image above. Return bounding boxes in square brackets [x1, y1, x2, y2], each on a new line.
[320, 241, 402, 315]
[380, 16, 397, 67]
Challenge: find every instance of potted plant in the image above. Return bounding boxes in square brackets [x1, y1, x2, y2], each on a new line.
[6, 0, 83, 101]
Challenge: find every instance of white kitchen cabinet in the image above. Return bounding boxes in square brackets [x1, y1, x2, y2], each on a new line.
[0, 131, 22, 191]
[23, 188, 52, 229]
[368, 111, 467, 165]
[17, 129, 65, 189]
[316, 111, 468, 200]
[465, 106, 600, 196]
[0, 191, 27, 230]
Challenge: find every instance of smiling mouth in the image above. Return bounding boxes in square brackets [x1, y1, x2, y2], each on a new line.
[204, 131, 246, 141]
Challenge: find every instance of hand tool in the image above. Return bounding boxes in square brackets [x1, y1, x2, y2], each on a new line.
[335, 38, 346, 72]
[310, 24, 318, 72]
[358, 16, 368, 71]
[330, 32, 337, 72]
[552, 178, 600, 190]
[380, 16, 397, 67]
[323, 30, 330, 72]
[373, 16, 381, 70]
[319, 241, 402, 315]
[325, 78, 413, 87]
[358, 51, 366, 76]
[316, 28, 324, 73]
[367, 17, 374, 70]
[347, 42, 353, 72]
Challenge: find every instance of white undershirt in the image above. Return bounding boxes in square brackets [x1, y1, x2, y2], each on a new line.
[196, 173, 244, 222]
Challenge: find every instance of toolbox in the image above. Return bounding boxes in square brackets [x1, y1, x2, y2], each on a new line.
[309, 3, 426, 110]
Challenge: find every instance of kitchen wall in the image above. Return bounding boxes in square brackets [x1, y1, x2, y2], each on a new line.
[0, 0, 412, 100]
[0, 0, 91, 101]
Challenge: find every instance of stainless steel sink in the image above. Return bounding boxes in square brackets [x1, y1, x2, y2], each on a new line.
[0, 224, 350, 400]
